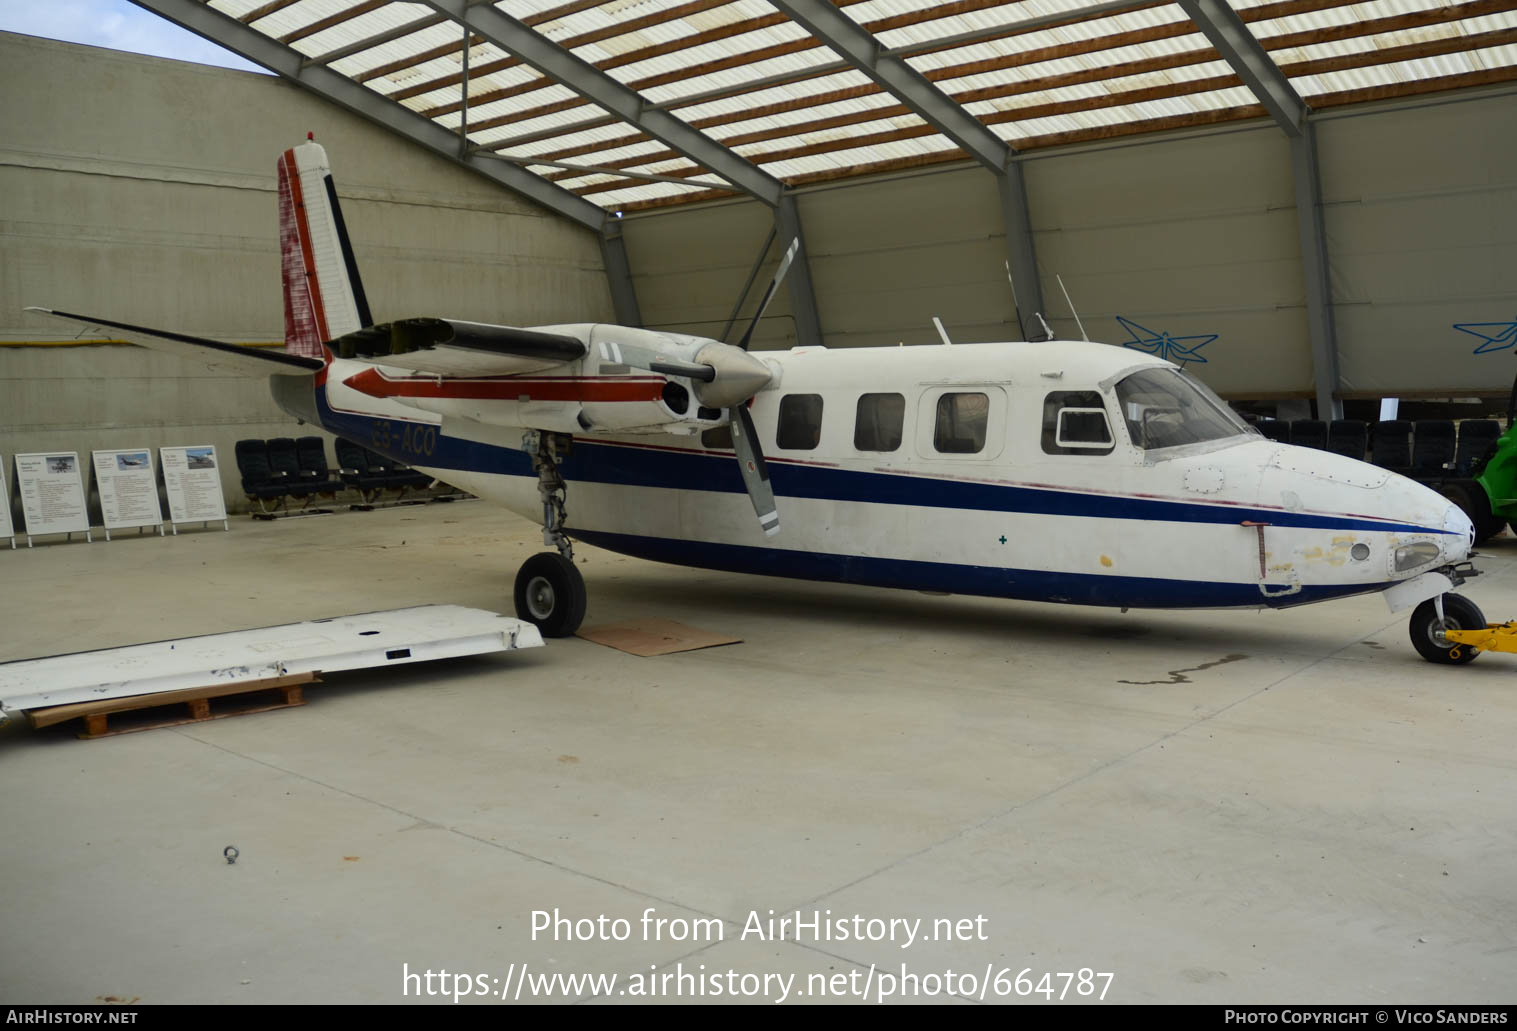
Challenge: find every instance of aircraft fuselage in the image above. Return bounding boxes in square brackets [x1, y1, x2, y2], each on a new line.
[300, 336, 1472, 611]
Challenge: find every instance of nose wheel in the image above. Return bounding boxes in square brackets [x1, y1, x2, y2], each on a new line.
[1408, 593, 1485, 664]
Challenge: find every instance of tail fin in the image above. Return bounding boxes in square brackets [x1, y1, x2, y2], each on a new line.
[277, 137, 372, 360]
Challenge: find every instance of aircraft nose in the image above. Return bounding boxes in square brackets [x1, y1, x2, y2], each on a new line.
[1442, 499, 1475, 561]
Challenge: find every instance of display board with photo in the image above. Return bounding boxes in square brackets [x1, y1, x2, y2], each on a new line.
[92, 448, 165, 537]
[14, 451, 91, 543]
[159, 445, 228, 529]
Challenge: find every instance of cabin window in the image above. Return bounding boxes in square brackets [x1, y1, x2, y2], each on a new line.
[854, 393, 905, 452]
[933, 392, 988, 454]
[1042, 391, 1114, 456]
[701, 425, 733, 449]
[777, 394, 824, 450]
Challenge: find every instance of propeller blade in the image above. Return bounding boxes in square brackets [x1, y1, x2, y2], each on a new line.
[735, 238, 800, 352]
[730, 404, 779, 536]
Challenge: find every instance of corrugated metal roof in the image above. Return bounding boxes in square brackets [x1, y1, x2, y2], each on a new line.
[200, 0, 1517, 209]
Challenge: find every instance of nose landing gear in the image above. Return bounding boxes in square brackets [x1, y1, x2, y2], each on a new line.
[1408, 593, 1487, 664]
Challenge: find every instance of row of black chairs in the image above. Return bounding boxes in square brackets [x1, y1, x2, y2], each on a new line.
[333, 438, 434, 498]
[234, 436, 433, 512]
[1255, 419, 1501, 478]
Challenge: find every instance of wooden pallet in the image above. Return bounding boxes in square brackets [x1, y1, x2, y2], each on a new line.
[27, 673, 317, 739]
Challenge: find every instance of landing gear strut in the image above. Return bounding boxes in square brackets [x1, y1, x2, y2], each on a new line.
[514, 431, 587, 637]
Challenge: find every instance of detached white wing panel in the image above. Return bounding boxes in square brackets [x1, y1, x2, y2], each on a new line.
[0, 605, 543, 720]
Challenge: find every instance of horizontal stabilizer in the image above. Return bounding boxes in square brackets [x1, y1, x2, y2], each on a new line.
[331, 318, 586, 376]
[25, 308, 324, 377]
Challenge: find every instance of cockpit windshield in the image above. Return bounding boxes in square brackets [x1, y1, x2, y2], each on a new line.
[1113, 368, 1256, 451]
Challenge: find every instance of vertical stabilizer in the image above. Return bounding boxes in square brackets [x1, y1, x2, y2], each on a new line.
[277, 138, 371, 359]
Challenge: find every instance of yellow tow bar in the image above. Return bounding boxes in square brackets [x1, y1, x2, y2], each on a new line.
[1443, 622, 1517, 657]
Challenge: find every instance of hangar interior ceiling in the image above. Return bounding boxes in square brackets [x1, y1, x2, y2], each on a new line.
[189, 0, 1514, 212]
[131, 0, 1517, 415]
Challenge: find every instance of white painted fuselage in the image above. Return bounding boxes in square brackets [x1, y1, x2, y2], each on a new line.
[309, 336, 1472, 611]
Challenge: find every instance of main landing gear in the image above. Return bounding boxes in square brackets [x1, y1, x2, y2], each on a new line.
[513, 431, 587, 638]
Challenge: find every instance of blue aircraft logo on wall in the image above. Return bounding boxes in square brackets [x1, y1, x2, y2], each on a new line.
[1115, 316, 1217, 367]
[1455, 318, 1517, 355]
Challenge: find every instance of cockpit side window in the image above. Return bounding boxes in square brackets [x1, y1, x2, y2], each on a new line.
[1041, 391, 1114, 456]
[1114, 368, 1254, 451]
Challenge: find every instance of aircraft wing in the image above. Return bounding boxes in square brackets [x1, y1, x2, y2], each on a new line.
[25, 307, 324, 377]
[330, 318, 586, 377]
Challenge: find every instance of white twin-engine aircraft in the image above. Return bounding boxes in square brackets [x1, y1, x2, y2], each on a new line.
[30, 139, 1489, 663]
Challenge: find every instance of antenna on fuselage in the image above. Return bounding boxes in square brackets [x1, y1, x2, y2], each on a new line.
[1008, 260, 1056, 342]
[1057, 274, 1089, 342]
[932, 316, 953, 346]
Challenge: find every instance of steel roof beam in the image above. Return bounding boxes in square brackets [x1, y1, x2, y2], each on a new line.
[417, 0, 784, 208]
[765, 0, 1044, 339]
[1177, 0, 1304, 137]
[1176, 0, 1338, 416]
[766, 0, 1014, 173]
[482, 0, 1152, 154]
[127, 0, 609, 232]
[476, 150, 729, 189]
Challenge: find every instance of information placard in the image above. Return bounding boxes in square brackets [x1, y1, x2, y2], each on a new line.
[159, 445, 228, 530]
[15, 452, 91, 544]
[91, 448, 164, 538]
[0, 455, 14, 548]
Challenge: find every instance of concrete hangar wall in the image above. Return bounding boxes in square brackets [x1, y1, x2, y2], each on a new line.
[623, 88, 1517, 403]
[0, 32, 613, 512]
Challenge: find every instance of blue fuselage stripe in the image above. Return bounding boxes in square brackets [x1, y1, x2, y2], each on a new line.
[314, 387, 1445, 537]
[570, 529, 1391, 610]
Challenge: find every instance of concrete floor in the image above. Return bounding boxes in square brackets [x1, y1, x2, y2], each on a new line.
[1, 501, 1514, 1005]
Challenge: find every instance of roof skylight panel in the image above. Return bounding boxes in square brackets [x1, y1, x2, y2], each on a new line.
[594, 20, 819, 84]
[654, 68, 877, 123]
[1246, 0, 1456, 40]
[1297, 41, 1517, 95]
[287, 3, 438, 60]
[346, 18, 485, 84]
[327, 22, 451, 77]
[455, 79, 585, 125]
[238, 0, 335, 38]
[592, 180, 720, 208]
[208, 0, 269, 18]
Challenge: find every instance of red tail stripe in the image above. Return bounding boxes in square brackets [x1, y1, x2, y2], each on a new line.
[283, 148, 330, 345]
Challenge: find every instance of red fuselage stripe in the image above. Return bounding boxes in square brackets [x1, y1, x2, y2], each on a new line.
[343, 368, 666, 403]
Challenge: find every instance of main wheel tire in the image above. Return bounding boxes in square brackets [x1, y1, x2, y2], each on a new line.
[1408, 594, 1485, 664]
[514, 552, 587, 638]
